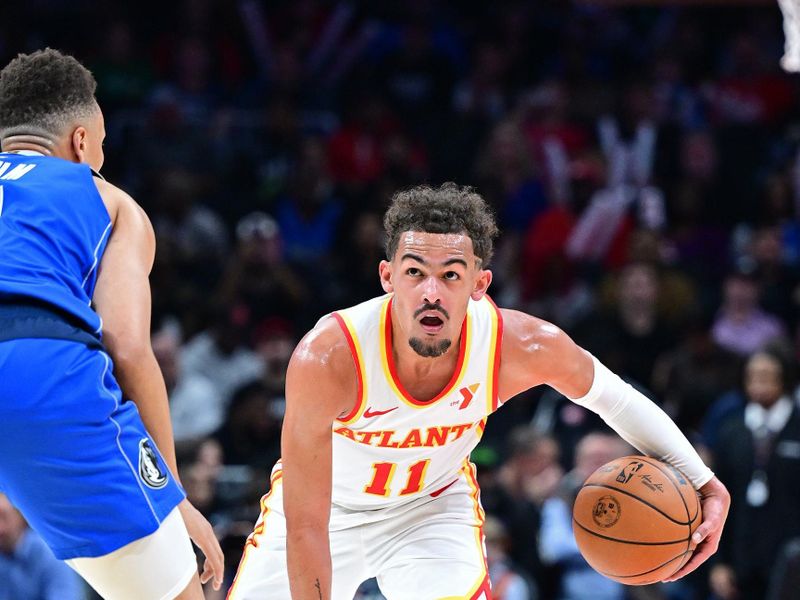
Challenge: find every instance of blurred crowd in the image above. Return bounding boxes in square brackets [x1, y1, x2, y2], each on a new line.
[3, 1, 800, 599]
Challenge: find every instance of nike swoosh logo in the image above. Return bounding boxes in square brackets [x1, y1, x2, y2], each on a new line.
[363, 406, 399, 419]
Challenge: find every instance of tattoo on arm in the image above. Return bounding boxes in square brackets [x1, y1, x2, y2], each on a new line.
[315, 578, 322, 600]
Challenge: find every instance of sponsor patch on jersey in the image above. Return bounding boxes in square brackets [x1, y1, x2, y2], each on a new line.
[138, 438, 168, 489]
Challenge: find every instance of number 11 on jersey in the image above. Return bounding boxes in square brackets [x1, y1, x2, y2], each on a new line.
[364, 459, 431, 497]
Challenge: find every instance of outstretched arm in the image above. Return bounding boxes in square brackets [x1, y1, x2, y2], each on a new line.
[498, 309, 730, 580]
[283, 317, 357, 600]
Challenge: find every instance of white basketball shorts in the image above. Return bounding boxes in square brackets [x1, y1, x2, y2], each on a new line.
[228, 462, 491, 600]
[66, 506, 196, 600]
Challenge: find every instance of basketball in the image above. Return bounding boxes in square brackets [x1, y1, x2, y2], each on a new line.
[572, 455, 701, 585]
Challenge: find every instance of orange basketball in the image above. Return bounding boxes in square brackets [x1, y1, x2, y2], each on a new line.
[572, 455, 701, 585]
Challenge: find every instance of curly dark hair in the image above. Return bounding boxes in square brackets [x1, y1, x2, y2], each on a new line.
[384, 182, 499, 265]
[0, 48, 97, 139]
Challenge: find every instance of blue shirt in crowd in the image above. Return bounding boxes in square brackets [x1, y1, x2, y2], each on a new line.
[0, 528, 83, 600]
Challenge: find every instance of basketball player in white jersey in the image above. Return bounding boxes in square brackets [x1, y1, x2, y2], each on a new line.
[228, 183, 729, 599]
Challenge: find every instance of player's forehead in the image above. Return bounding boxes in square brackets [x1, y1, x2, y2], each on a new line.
[394, 231, 476, 264]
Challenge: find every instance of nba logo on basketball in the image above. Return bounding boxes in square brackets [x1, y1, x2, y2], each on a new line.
[615, 460, 644, 484]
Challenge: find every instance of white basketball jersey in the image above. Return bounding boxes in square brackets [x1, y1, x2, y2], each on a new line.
[328, 293, 503, 510]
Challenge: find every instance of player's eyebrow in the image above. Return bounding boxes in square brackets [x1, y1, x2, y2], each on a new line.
[401, 252, 428, 265]
[400, 253, 468, 269]
[442, 257, 468, 269]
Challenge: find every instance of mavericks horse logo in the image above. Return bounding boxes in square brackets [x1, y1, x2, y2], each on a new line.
[139, 438, 168, 489]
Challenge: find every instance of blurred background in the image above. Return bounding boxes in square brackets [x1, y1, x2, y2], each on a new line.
[2, 0, 800, 598]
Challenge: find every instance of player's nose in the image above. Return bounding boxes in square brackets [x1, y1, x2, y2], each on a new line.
[421, 276, 442, 305]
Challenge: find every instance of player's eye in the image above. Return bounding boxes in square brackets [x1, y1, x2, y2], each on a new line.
[443, 271, 460, 280]
[406, 267, 422, 277]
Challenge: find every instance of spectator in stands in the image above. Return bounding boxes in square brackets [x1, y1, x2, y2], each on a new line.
[476, 118, 547, 236]
[91, 21, 154, 110]
[327, 91, 395, 192]
[711, 347, 800, 600]
[712, 268, 786, 357]
[214, 381, 282, 470]
[0, 494, 83, 600]
[275, 138, 344, 271]
[180, 305, 265, 405]
[653, 312, 740, 433]
[216, 211, 309, 327]
[485, 515, 535, 600]
[575, 261, 677, 391]
[150, 168, 230, 271]
[152, 324, 223, 444]
[253, 316, 295, 406]
[498, 428, 563, 586]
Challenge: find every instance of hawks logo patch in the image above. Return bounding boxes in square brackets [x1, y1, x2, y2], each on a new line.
[138, 438, 168, 489]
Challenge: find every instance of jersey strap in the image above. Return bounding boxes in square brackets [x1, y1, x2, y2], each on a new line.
[332, 311, 368, 424]
[485, 295, 504, 413]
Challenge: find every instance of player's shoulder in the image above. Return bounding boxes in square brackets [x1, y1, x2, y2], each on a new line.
[287, 315, 358, 416]
[289, 315, 354, 378]
[93, 177, 131, 206]
[496, 307, 576, 364]
[495, 306, 586, 399]
[498, 307, 564, 345]
[93, 178, 149, 228]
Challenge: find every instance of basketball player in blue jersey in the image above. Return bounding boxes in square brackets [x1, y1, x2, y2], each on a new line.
[229, 183, 731, 599]
[0, 49, 223, 598]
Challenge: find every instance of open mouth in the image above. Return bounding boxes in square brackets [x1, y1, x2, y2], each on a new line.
[419, 315, 444, 333]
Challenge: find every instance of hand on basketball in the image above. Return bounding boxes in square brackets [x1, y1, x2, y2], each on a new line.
[664, 476, 730, 582]
[179, 499, 225, 590]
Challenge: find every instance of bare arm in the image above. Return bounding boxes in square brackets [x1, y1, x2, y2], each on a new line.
[92, 182, 179, 477]
[283, 317, 356, 600]
[92, 184, 177, 479]
[91, 180, 223, 589]
[496, 309, 594, 402]
[498, 309, 730, 579]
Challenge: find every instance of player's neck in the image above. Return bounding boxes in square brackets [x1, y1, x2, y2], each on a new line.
[391, 330, 462, 399]
[2, 133, 58, 157]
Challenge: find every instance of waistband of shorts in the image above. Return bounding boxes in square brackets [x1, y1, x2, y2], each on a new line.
[0, 299, 104, 349]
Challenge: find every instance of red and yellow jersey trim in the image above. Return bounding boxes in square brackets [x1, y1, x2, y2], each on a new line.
[485, 295, 503, 415]
[226, 470, 283, 599]
[380, 296, 471, 408]
[332, 311, 368, 424]
[460, 459, 490, 600]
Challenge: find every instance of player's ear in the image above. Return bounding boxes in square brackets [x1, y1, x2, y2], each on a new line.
[70, 126, 88, 164]
[379, 260, 394, 293]
[470, 268, 492, 301]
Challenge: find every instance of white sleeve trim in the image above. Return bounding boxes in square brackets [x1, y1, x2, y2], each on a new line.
[568, 354, 714, 489]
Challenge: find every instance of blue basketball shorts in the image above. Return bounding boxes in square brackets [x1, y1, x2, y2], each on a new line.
[0, 338, 186, 560]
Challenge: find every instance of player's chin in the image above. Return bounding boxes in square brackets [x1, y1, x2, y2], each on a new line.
[408, 336, 451, 358]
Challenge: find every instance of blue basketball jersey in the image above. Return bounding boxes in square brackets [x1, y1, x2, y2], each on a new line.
[0, 152, 185, 560]
[0, 152, 111, 335]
